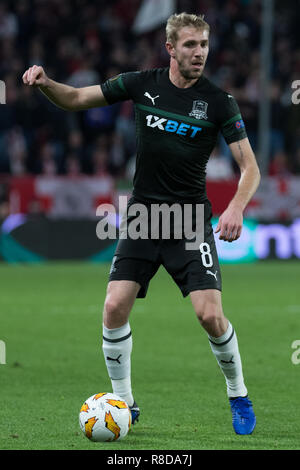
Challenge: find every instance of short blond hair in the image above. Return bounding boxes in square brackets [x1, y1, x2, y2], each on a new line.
[166, 12, 210, 45]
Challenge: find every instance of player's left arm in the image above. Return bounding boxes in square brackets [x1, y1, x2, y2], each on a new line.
[215, 137, 261, 242]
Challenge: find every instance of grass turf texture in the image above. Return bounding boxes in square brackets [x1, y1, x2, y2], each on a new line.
[0, 261, 299, 450]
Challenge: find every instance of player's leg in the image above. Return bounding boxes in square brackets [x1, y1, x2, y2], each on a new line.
[161, 196, 255, 433]
[102, 253, 160, 424]
[101, 196, 160, 422]
[190, 288, 256, 434]
[190, 289, 248, 398]
[102, 280, 139, 411]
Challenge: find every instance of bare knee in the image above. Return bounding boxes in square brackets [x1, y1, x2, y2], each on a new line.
[102, 281, 140, 329]
[103, 295, 130, 328]
[196, 304, 225, 331]
[191, 293, 227, 337]
[190, 289, 228, 338]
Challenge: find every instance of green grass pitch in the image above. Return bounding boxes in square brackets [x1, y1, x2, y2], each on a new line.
[0, 261, 299, 450]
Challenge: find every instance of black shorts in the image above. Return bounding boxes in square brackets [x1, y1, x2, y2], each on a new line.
[109, 198, 222, 298]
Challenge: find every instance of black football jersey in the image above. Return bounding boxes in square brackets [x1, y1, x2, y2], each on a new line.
[101, 68, 247, 203]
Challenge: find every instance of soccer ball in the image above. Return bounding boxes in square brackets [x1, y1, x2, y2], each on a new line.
[79, 392, 131, 442]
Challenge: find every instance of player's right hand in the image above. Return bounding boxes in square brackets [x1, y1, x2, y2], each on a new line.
[22, 65, 48, 87]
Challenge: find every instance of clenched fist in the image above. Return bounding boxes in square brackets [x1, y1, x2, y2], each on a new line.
[22, 65, 48, 87]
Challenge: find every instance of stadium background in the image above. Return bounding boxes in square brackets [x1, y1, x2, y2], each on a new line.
[0, 0, 299, 262]
[1, 0, 300, 452]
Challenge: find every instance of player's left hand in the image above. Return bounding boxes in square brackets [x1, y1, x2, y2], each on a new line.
[215, 206, 243, 242]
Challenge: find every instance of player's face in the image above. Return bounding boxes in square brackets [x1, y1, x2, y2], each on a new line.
[170, 26, 209, 80]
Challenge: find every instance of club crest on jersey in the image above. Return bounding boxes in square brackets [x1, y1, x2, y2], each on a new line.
[189, 100, 208, 120]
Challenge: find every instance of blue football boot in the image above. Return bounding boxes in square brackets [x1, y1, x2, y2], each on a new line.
[230, 396, 256, 435]
[129, 401, 140, 425]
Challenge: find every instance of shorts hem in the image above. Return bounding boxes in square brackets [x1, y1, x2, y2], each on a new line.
[109, 272, 148, 298]
[109, 272, 143, 284]
[181, 284, 222, 297]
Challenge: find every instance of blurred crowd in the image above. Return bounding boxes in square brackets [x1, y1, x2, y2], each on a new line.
[0, 0, 299, 184]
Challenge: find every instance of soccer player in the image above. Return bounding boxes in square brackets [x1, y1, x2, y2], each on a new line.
[23, 12, 260, 435]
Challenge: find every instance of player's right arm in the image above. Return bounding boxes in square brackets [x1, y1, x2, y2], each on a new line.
[22, 65, 107, 111]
